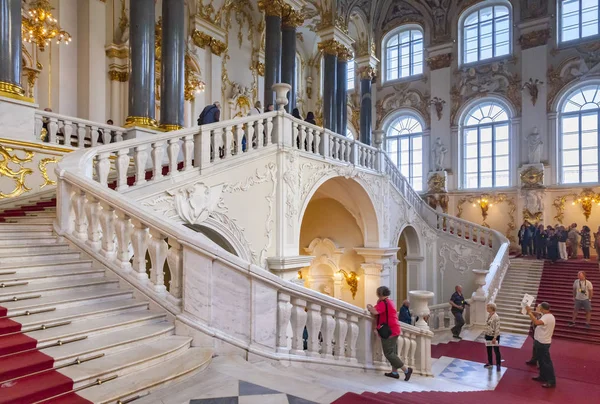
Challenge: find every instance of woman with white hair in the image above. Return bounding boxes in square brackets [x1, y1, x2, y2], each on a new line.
[484, 303, 501, 371]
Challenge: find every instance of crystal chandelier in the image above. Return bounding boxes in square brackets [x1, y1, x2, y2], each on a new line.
[22, 0, 72, 51]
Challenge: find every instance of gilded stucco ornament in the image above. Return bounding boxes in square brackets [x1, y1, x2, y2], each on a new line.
[318, 39, 341, 56]
[39, 157, 59, 188]
[522, 78, 544, 106]
[358, 66, 376, 80]
[520, 165, 544, 188]
[427, 173, 446, 194]
[519, 28, 551, 50]
[376, 83, 430, 128]
[426, 53, 452, 71]
[191, 30, 227, 56]
[108, 70, 129, 82]
[0, 146, 34, 199]
[456, 193, 516, 241]
[554, 189, 600, 223]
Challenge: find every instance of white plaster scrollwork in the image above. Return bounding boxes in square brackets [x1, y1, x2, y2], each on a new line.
[173, 183, 225, 225]
[438, 243, 486, 275]
[283, 151, 299, 226]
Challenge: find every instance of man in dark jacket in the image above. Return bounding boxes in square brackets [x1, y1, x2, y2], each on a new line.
[399, 300, 413, 325]
[197, 101, 221, 125]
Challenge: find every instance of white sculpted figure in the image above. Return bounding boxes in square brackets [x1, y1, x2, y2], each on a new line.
[173, 183, 224, 225]
[524, 190, 543, 213]
[432, 137, 447, 171]
[527, 127, 543, 165]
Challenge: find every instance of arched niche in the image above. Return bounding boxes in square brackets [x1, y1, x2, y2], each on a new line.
[394, 225, 423, 303]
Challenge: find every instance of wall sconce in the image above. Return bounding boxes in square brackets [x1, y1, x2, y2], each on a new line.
[297, 270, 303, 280]
[338, 269, 360, 300]
[472, 198, 492, 222]
[571, 191, 600, 221]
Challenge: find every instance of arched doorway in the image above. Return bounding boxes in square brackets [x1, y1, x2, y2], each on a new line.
[395, 226, 421, 304]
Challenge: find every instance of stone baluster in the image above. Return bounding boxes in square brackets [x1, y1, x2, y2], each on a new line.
[334, 311, 348, 358]
[234, 124, 243, 155]
[255, 119, 264, 148]
[115, 130, 124, 142]
[72, 190, 88, 240]
[62, 121, 73, 146]
[183, 135, 194, 170]
[224, 125, 233, 158]
[85, 195, 102, 250]
[306, 128, 313, 152]
[305, 303, 322, 357]
[134, 145, 149, 186]
[34, 116, 43, 140]
[76, 123, 86, 146]
[99, 202, 117, 259]
[116, 148, 130, 191]
[298, 124, 306, 151]
[409, 335, 417, 368]
[372, 335, 384, 363]
[96, 152, 111, 186]
[89, 125, 99, 146]
[48, 118, 58, 144]
[166, 238, 183, 299]
[265, 116, 273, 146]
[276, 293, 292, 353]
[131, 220, 149, 281]
[290, 297, 308, 355]
[398, 335, 406, 364]
[320, 307, 336, 359]
[147, 229, 168, 293]
[167, 138, 180, 176]
[246, 122, 255, 152]
[115, 211, 133, 272]
[152, 142, 165, 181]
[436, 308, 445, 330]
[314, 131, 322, 156]
[346, 315, 359, 362]
[213, 127, 224, 158]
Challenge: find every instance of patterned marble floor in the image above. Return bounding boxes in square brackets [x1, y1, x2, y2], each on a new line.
[189, 381, 317, 404]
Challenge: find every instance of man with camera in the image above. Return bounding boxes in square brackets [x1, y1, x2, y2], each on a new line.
[569, 271, 593, 328]
[526, 302, 556, 388]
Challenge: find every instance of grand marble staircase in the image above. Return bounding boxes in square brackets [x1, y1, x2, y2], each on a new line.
[0, 196, 212, 404]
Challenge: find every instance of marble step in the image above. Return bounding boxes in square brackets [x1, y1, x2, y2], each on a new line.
[0, 242, 72, 255]
[0, 223, 54, 232]
[0, 277, 120, 298]
[0, 230, 55, 239]
[0, 236, 61, 246]
[3, 217, 55, 224]
[0, 250, 82, 265]
[0, 267, 106, 284]
[0, 257, 93, 271]
[16, 298, 150, 329]
[26, 310, 166, 345]
[499, 324, 529, 334]
[45, 321, 176, 366]
[23, 211, 57, 217]
[77, 348, 212, 404]
[496, 290, 538, 299]
[1, 287, 133, 312]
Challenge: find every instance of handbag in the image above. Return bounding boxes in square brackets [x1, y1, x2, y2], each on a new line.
[377, 299, 393, 339]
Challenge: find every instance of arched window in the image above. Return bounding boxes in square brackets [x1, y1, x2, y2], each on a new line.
[347, 59, 355, 91]
[560, 0, 599, 42]
[462, 4, 510, 64]
[383, 27, 423, 82]
[462, 101, 510, 189]
[386, 115, 423, 191]
[559, 84, 600, 184]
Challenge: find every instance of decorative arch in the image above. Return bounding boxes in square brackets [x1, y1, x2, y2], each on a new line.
[395, 224, 422, 256]
[453, 93, 517, 127]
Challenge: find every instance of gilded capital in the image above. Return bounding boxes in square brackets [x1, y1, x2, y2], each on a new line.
[358, 66, 376, 80]
[337, 45, 354, 62]
[191, 30, 227, 57]
[108, 70, 129, 82]
[282, 5, 304, 28]
[318, 39, 340, 56]
[258, 0, 285, 17]
[105, 47, 129, 59]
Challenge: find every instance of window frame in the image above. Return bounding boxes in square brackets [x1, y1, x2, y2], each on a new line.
[558, 84, 600, 185]
[384, 114, 424, 191]
[347, 59, 356, 92]
[558, 0, 600, 45]
[459, 1, 512, 67]
[460, 101, 512, 190]
[381, 24, 424, 85]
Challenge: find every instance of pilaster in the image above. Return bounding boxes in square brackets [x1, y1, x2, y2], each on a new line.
[354, 247, 399, 305]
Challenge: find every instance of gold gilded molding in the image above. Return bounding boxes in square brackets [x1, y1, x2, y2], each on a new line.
[39, 157, 59, 188]
[251, 60, 265, 77]
[337, 44, 353, 62]
[282, 5, 304, 28]
[0, 138, 73, 153]
[427, 173, 446, 194]
[456, 193, 516, 241]
[257, 0, 285, 17]
[159, 124, 183, 132]
[24, 69, 40, 99]
[553, 195, 569, 224]
[519, 28, 551, 50]
[523, 209, 543, 223]
[108, 69, 129, 82]
[358, 66, 376, 80]
[426, 53, 452, 71]
[318, 39, 341, 56]
[520, 165, 544, 188]
[124, 116, 158, 129]
[0, 81, 34, 103]
[191, 29, 227, 57]
[0, 145, 34, 199]
[554, 189, 600, 222]
[105, 48, 129, 59]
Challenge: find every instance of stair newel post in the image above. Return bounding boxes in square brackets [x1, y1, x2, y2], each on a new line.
[414, 331, 433, 376]
[276, 292, 292, 354]
[334, 311, 348, 359]
[72, 190, 88, 240]
[346, 315, 359, 362]
[96, 152, 111, 186]
[134, 145, 149, 186]
[166, 238, 183, 302]
[84, 194, 102, 251]
[116, 148, 130, 191]
[319, 307, 336, 359]
[234, 124, 243, 155]
[183, 134, 194, 170]
[290, 297, 308, 355]
[99, 201, 117, 259]
[305, 302, 322, 357]
[76, 123, 86, 147]
[114, 210, 133, 272]
[151, 141, 165, 181]
[147, 229, 168, 294]
[130, 219, 150, 282]
[167, 138, 180, 176]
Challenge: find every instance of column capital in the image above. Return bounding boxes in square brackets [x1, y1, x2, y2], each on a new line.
[258, 0, 286, 17]
[318, 39, 341, 56]
[281, 5, 304, 28]
[357, 66, 376, 80]
[337, 44, 354, 62]
[108, 69, 129, 82]
[317, 26, 354, 57]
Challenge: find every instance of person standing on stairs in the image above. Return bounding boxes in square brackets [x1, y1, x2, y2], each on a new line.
[534, 225, 547, 260]
[483, 303, 502, 371]
[568, 223, 580, 259]
[581, 226, 592, 261]
[569, 271, 593, 329]
[558, 225, 569, 260]
[594, 226, 600, 261]
[449, 285, 470, 339]
[547, 228, 559, 264]
[367, 286, 413, 381]
[526, 302, 556, 388]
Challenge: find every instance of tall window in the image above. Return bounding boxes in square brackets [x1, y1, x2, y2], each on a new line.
[384, 27, 423, 82]
[462, 102, 510, 189]
[347, 60, 355, 91]
[560, 84, 600, 184]
[560, 0, 600, 42]
[462, 5, 510, 64]
[295, 54, 302, 91]
[386, 115, 423, 191]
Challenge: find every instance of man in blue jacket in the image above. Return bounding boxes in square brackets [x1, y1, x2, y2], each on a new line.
[197, 101, 221, 125]
[399, 300, 413, 325]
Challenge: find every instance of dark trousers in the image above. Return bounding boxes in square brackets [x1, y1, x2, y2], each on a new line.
[451, 310, 465, 336]
[536, 242, 546, 259]
[485, 335, 501, 365]
[381, 335, 404, 370]
[534, 340, 555, 385]
[583, 246, 590, 259]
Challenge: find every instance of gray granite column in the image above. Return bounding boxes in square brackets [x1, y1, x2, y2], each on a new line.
[126, 0, 156, 127]
[336, 59, 348, 136]
[359, 70, 374, 145]
[281, 25, 296, 113]
[264, 15, 282, 107]
[322, 53, 337, 132]
[160, 0, 185, 130]
[0, 0, 24, 95]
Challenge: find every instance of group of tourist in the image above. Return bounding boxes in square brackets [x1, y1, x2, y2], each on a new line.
[518, 221, 600, 261]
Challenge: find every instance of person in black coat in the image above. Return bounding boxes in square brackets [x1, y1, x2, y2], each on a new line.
[535, 225, 547, 259]
[546, 228, 559, 263]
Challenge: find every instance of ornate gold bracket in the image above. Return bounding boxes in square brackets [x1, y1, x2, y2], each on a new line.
[191, 30, 227, 56]
[457, 193, 516, 241]
[337, 269, 359, 300]
[0, 146, 34, 199]
[554, 189, 600, 223]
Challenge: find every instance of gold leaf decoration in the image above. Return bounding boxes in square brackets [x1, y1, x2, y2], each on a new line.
[0, 146, 34, 199]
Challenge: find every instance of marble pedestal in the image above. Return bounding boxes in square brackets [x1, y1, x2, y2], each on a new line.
[0, 96, 38, 141]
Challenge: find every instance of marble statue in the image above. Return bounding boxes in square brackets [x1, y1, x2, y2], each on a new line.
[527, 127, 543, 164]
[432, 137, 447, 171]
[524, 189, 543, 213]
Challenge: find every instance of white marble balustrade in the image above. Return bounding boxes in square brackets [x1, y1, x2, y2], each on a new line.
[428, 303, 471, 332]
